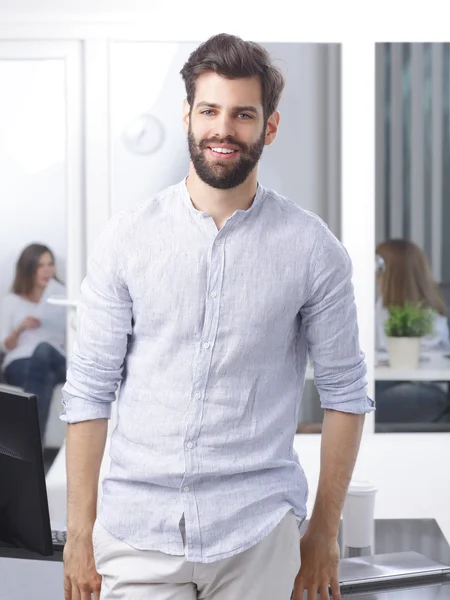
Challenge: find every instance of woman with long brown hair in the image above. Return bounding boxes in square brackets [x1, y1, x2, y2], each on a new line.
[0, 243, 67, 440]
[375, 238, 450, 425]
[376, 238, 450, 352]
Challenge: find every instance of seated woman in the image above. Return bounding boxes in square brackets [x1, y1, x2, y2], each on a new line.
[376, 239, 450, 352]
[0, 243, 66, 440]
[375, 239, 450, 424]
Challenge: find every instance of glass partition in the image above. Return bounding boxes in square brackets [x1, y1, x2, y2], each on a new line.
[375, 43, 450, 433]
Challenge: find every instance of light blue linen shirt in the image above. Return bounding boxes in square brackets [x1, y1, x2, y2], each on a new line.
[61, 178, 374, 563]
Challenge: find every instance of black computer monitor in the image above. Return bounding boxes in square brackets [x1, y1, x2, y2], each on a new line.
[0, 387, 54, 555]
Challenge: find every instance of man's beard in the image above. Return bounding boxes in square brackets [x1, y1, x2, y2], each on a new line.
[187, 123, 266, 190]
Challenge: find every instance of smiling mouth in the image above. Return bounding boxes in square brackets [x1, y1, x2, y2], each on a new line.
[207, 146, 239, 160]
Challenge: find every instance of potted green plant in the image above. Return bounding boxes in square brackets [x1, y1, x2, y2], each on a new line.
[384, 302, 434, 368]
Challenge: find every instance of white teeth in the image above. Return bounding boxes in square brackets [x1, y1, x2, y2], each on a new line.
[211, 147, 235, 154]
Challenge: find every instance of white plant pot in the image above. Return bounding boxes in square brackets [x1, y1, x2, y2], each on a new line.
[386, 337, 420, 369]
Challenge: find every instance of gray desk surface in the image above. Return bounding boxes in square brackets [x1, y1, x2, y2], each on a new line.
[340, 518, 450, 566]
[1, 519, 450, 599]
[0, 557, 63, 600]
[328, 518, 450, 599]
[343, 579, 450, 599]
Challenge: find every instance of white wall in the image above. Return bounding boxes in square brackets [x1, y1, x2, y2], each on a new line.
[0, 0, 156, 18]
[295, 433, 450, 544]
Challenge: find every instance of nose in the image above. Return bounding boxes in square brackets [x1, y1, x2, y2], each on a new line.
[211, 113, 236, 140]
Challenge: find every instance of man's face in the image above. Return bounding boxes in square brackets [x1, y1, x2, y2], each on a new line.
[184, 72, 278, 190]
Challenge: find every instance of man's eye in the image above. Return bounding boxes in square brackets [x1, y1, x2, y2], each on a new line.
[201, 110, 214, 116]
[237, 113, 252, 119]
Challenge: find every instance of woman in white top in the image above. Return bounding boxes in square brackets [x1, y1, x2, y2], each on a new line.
[0, 243, 66, 440]
[375, 239, 450, 424]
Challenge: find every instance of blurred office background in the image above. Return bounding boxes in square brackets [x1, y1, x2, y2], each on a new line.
[375, 43, 450, 432]
[376, 43, 450, 299]
[0, 6, 449, 548]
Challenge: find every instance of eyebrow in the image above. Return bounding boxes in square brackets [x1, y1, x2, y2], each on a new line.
[195, 101, 260, 115]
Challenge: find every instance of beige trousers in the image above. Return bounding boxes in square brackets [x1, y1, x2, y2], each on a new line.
[93, 510, 301, 600]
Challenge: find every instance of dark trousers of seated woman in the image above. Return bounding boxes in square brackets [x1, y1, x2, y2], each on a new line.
[4, 342, 66, 441]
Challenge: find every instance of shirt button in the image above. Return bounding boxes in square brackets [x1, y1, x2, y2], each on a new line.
[215, 240, 221, 246]
[194, 392, 201, 400]
[184, 486, 190, 493]
[203, 341, 210, 349]
[187, 442, 194, 449]
[211, 291, 217, 298]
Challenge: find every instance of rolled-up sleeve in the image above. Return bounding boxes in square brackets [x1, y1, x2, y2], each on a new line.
[300, 225, 375, 414]
[61, 213, 133, 423]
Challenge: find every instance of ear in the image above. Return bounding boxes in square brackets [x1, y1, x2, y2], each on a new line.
[182, 99, 191, 133]
[264, 110, 280, 146]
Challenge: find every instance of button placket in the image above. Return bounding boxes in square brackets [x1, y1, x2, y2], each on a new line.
[182, 233, 226, 552]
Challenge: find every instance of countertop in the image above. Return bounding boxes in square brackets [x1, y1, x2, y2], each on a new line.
[1, 518, 450, 599]
[330, 518, 450, 598]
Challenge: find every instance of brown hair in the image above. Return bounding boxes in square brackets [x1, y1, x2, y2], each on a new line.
[12, 243, 61, 296]
[180, 33, 285, 121]
[376, 239, 446, 315]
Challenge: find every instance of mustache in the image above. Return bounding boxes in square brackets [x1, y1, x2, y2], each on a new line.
[198, 137, 247, 152]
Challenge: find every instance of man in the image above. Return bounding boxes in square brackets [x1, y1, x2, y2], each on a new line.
[62, 33, 375, 600]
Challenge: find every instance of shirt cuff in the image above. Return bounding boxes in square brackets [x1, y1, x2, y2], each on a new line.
[321, 395, 376, 415]
[60, 397, 112, 423]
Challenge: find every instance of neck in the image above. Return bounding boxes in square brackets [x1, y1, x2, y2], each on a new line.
[185, 165, 258, 228]
[25, 286, 43, 302]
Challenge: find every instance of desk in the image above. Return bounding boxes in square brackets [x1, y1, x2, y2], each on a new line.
[305, 353, 450, 382]
[0, 556, 63, 600]
[375, 353, 450, 382]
